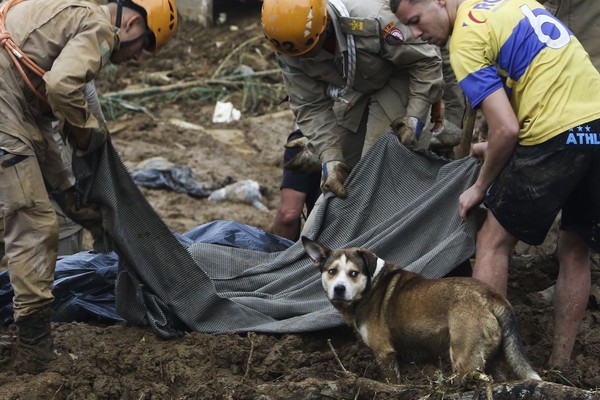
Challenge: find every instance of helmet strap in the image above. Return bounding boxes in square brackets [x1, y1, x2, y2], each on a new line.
[119, 30, 150, 50]
[325, 0, 356, 104]
[115, 0, 124, 28]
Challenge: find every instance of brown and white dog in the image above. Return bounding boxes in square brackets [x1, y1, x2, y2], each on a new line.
[302, 237, 541, 384]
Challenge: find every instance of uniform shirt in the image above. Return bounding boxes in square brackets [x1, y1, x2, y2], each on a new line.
[0, 0, 116, 151]
[277, 0, 442, 163]
[450, 0, 600, 145]
[0, 0, 116, 190]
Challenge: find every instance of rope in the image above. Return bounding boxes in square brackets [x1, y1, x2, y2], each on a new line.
[0, 0, 49, 104]
[326, 0, 356, 107]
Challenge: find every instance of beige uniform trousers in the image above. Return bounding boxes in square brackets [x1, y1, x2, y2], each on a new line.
[0, 151, 58, 321]
[440, 43, 466, 129]
[336, 78, 417, 167]
[543, 0, 600, 70]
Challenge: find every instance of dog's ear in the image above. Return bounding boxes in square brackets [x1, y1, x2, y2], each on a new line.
[357, 248, 380, 277]
[301, 236, 330, 266]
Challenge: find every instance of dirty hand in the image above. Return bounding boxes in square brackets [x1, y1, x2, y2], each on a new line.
[390, 116, 423, 147]
[430, 99, 445, 127]
[68, 125, 109, 156]
[321, 161, 351, 199]
[458, 184, 486, 220]
[283, 136, 322, 173]
[61, 185, 103, 232]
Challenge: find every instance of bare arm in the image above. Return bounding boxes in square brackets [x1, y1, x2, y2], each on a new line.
[458, 88, 520, 219]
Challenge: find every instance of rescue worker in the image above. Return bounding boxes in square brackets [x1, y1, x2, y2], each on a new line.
[520, 0, 600, 351]
[0, 81, 106, 261]
[272, 129, 322, 241]
[391, 0, 600, 369]
[0, 0, 177, 373]
[261, 0, 444, 199]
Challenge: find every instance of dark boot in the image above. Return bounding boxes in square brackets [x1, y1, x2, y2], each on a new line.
[14, 308, 56, 374]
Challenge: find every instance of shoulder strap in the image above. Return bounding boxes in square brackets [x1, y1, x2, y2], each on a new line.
[0, 0, 48, 104]
[338, 16, 379, 37]
[326, 0, 356, 106]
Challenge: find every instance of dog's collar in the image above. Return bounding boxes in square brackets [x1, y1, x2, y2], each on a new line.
[373, 258, 385, 277]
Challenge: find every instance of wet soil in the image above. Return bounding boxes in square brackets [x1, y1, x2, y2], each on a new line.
[0, 2, 599, 399]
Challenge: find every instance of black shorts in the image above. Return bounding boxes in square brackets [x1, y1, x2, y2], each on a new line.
[281, 130, 322, 214]
[485, 121, 600, 252]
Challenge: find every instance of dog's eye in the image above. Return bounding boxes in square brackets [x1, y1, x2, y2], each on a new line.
[328, 269, 336, 275]
[349, 271, 358, 278]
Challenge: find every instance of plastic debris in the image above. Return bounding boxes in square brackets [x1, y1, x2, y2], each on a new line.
[208, 179, 268, 211]
[212, 101, 241, 123]
[131, 157, 222, 198]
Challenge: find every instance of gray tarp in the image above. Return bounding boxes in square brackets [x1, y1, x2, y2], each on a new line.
[73, 133, 481, 338]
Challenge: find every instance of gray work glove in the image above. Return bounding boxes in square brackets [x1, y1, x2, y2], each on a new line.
[283, 136, 322, 173]
[390, 116, 423, 147]
[79, 127, 108, 156]
[430, 119, 462, 150]
[67, 125, 109, 156]
[61, 185, 103, 240]
[321, 160, 351, 199]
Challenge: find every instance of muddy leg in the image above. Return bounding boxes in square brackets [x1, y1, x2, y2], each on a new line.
[549, 230, 590, 368]
[374, 349, 400, 384]
[449, 313, 500, 383]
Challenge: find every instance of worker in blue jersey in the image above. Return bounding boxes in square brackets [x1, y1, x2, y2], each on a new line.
[392, 0, 600, 369]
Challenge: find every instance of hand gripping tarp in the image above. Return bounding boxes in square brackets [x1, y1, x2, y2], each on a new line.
[72, 133, 481, 338]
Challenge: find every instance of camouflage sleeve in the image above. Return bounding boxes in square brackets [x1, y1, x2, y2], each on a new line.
[36, 116, 75, 191]
[279, 57, 346, 164]
[36, 81, 104, 192]
[83, 81, 106, 123]
[43, 9, 115, 132]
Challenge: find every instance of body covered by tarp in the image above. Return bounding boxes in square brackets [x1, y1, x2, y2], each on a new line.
[0, 221, 294, 326]
[38, 134, 480, 338]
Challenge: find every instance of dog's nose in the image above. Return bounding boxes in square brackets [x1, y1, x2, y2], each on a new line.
[334, 285, 346, 296]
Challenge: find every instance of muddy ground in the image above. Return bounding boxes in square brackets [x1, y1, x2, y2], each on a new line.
[1, 2, 599, 399]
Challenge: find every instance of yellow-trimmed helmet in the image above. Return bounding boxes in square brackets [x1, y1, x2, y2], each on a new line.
[261, 0, 328, 56]
[119, 0, 178, 51]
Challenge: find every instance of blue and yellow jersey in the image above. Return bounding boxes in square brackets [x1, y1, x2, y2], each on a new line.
[450, 0, 600, 145]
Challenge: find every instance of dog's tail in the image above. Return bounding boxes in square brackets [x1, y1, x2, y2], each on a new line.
[494, 304, 542, 381]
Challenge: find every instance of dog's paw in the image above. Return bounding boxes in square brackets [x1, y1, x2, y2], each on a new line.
[460, 370, 494, 391]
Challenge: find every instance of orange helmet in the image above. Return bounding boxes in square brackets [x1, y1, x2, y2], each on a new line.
[261, 0, 328, 56]
[117, 0, 178, 51]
